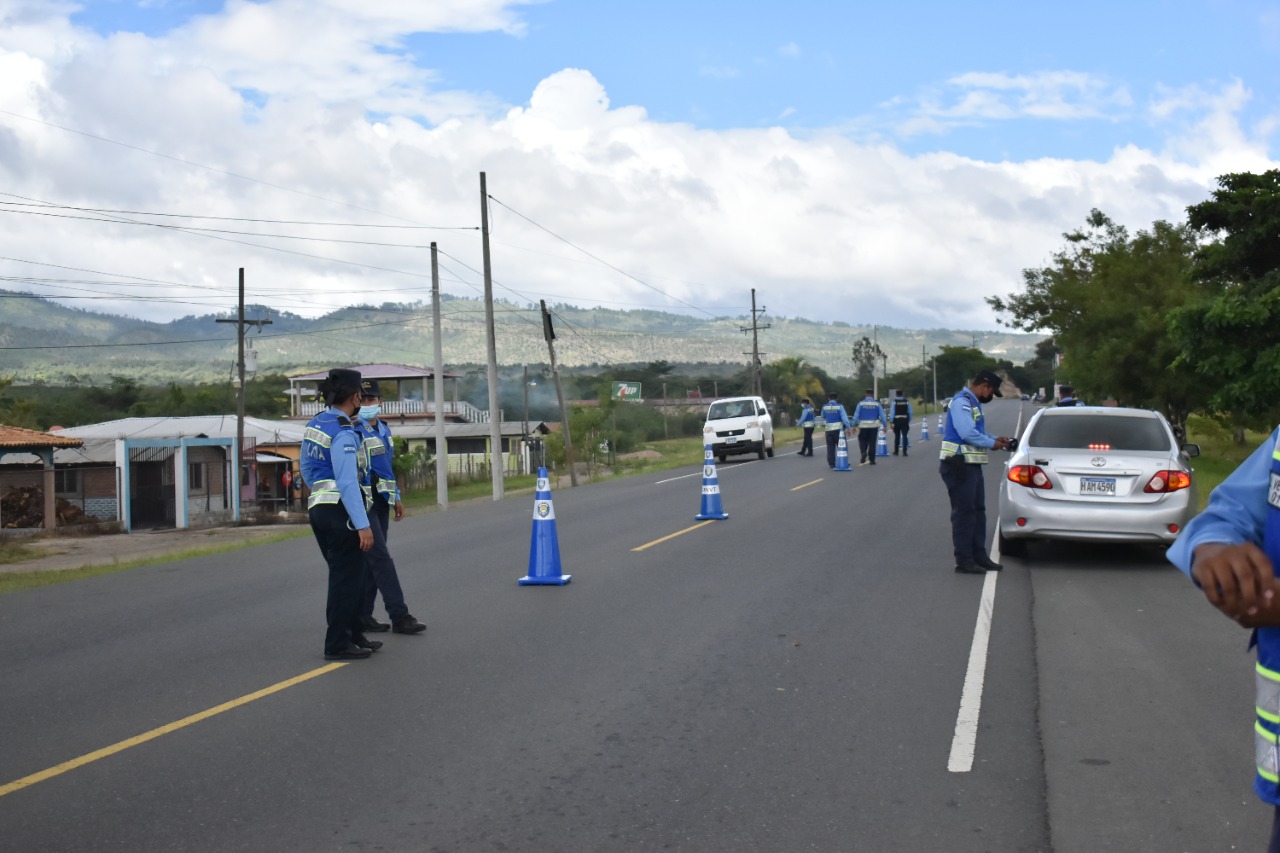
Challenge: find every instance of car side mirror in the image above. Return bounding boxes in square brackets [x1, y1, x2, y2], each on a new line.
[1181, 443, 1200, 458]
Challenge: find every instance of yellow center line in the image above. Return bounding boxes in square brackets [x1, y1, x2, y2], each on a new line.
[632, 520, 717, 552]
[791, 478, 824, 491]
[0, 662, 346, 799]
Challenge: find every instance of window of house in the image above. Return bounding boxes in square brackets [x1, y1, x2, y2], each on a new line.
[54, 469, 79, 493]
[189, 463, 204, 490]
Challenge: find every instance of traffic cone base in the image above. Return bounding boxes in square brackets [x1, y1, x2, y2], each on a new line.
[876, 426, 890, 457]
[695, 446, 729, 519]
[520, 468, 571, 585]
[834, 433, 852, 471]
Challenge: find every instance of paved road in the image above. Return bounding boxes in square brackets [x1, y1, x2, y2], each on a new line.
[0, 400, 1265, 851]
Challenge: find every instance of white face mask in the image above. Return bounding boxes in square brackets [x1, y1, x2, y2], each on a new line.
[359, 404, 381, 420]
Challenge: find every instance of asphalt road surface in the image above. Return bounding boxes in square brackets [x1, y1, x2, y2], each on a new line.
[0, 400, 1265, 852]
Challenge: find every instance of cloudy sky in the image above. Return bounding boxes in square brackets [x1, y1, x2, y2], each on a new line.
[1, 0, 1277, 336]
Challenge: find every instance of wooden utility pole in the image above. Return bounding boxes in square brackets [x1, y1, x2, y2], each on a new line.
[541, 300, 577, 487]
[431, 243, 448, 509]
[480, 172, 503, 500]
[740, 288, 770, 396]
[215, 268, 270, 518]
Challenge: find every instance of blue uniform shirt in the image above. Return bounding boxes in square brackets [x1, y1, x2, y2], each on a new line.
[299, 407, 370, 530]
[1167, 428, 1275, 575]
[854, 396, 887, 429]
[947, 388, 999, 450]
[798, 404, 815, 426]
[821, 400, 851, 430]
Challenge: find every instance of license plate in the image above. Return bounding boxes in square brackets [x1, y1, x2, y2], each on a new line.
[1080, 477, 1116, 495]
[725, 436, 738, 444]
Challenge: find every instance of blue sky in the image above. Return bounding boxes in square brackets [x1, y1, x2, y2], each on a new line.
[0, 0, 1276, 340]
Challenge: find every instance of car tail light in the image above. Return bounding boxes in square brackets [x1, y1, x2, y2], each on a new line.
[1145, 470, 1192, 493]
[1088, 443, 1111, 451]
[1008, 465, 1053, 489]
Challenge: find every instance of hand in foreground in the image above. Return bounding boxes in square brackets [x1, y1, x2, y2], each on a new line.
[394, 500, 405, 522]
[1191, 542, 1280, 627]
[357, 527, 374, 552]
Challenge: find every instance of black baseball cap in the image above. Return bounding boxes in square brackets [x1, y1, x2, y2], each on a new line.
[327, 368, 362, 390]
[360, 378, 381, 397]
[974, 369, 1004, 396]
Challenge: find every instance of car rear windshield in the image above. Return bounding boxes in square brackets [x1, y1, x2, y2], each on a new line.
[708, 401, 754, 420]
[1028, 415, 1170, 451]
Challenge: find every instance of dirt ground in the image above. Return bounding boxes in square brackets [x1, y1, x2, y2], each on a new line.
[0, 521, 310, 574]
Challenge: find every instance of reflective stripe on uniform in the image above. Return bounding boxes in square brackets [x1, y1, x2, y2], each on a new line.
[306, 478, 341, 509]
[1258, 721, 1280, 783]
[304, 426, 333, 448]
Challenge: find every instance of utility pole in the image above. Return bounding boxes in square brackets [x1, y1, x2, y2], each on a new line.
[740, 288, 770, 396]
[431, 243, 448, 510]
[872, 325, 879, 401]
[479, 172, 503, 500]
[541, 300, 577, 487]
[922, 345, 929, 413]
[215, 268, 270, 518]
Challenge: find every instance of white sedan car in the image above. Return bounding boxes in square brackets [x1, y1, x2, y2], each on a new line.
[997, 406, 1199, 558]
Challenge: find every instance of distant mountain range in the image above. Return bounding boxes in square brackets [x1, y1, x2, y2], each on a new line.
[0, 290, 1044, 384]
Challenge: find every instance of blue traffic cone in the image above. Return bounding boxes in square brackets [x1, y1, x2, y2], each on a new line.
[519, 468, 571, 585]
[695, 446, 729, 520]
[876, 425, 890, 457]
[920, 417, 930, 441]
[937, 412, 944, 433]
[834, 433, 852, 471]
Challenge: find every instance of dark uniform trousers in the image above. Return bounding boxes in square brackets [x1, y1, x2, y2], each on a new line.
[360, 494, 409, 622]
[857, 428, 878, 462]
[825, 430, 842, 467]
[309, 503, 366, 655]
[892, 418, 910, 453]
[939, 459, 988, 565]
[801, 427, 814, 456]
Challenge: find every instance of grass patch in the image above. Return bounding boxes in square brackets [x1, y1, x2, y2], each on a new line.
[1184, 415, 1271, 511]
[0, 529, 308, 595]
[0, 539, 42, 565]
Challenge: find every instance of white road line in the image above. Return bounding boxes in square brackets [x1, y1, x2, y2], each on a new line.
[653, 456, 763, 485]
[946, 401, 1025, 773]
[948, 561, 998, 772]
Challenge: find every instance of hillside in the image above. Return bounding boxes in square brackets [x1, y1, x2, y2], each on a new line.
[0, 291, 1043, 383]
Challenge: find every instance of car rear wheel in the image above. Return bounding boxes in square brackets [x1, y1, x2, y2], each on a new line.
[757, 445, 766, 460]
[766, 442, 774, 458]
[999, 530, 1029, 559]
[717, 453, 727, 464]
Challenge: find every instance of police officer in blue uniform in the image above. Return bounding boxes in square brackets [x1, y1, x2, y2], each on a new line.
[890, 392, 913, 456]
[355, 379, 427, 636]
[797, 398, 816, 457]
[301, 368, 378, 660]
[1056, 385, 1086, 406]
[1168, 428, 1280, 850]
[939, 368, 1013, 574]
[821, 392, 852, 468]
[854, 389, 887, 466]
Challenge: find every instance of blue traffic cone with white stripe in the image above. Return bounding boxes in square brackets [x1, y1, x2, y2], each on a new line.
[876, 425, 890, 457]
[938, 412, 944, 433]
[834, 433, 852, 471]
[920, 417, 930, 441]
[695, 446, 729, 520]
[519, 468, 571, 585]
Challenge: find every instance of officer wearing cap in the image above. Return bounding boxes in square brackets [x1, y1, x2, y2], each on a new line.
[939, 368, 1014, 574]
[355, 378, 426, 636]
[853, 388, 887, 466]
[1056, 385, 1086, 407]
[820, 391, 852, 468]
[797, 398, 816, 457]
[300, 368, 379, 660]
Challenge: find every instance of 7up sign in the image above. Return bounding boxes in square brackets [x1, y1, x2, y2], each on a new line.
[611, 382, 642, 402]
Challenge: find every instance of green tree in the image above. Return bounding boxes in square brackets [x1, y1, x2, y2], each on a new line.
[1171, 170, 1280, 429]
[761, 356, 824, 411]
[851, 337, 885, 386]
[987, 210, 1206, 432]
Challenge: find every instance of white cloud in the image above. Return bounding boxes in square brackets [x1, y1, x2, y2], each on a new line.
[698, 65, 739, 79]
[0, 2, 1275, 346]
[778, 41, 800, 59]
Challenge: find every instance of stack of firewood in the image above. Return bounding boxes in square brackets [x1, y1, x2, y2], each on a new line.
[1, 486, 90, 528]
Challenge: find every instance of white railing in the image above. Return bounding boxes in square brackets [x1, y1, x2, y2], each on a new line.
[298, 400, 487, 422]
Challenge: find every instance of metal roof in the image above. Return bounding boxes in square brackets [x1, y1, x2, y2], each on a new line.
[289, 364, 459, 381]
[49, 415, 306, 443]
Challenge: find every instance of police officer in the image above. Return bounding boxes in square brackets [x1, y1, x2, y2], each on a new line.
[1168, 429, 1280, 848]
[854, 389, 887, 466]
[889, 391, 913, 457]
[939, 368, 1014, 574]
[355, 379, 427, 636]
[821, 392, 852, 469]
[797, 398, 816, 457]
[301, 368, 379, 660]
[1056, 385, 1086, 406]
